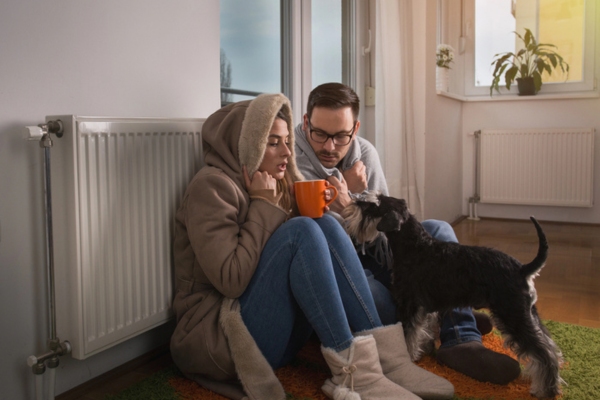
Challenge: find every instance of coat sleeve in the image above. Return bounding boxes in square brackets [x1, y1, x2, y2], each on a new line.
[183, 172, 289, 298]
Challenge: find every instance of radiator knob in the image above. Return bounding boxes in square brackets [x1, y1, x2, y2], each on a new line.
[23, 126, 44, 140]
[26, 355, 38, 367]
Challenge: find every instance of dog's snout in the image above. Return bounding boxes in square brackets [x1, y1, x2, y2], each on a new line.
[376, 211, 403, 232]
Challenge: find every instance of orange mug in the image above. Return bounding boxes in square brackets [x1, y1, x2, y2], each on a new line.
[294, 180, 338, 218]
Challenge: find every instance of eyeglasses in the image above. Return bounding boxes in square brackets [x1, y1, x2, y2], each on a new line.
[307, 120, 356, 146]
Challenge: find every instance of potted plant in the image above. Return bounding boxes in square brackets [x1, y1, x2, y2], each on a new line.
[490, 28, 569, 96]
[436, 44, 454, 92]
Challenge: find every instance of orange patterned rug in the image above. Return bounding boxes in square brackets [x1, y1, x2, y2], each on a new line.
[169, 332, 546, 400]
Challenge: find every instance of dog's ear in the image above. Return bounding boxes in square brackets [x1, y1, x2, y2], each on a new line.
[376, 210, 403, 232]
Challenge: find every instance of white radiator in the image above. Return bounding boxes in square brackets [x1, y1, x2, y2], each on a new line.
[49, 116, 204, 359]
[476, 128, 595, 207]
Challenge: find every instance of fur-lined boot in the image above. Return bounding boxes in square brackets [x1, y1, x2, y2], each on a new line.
[355, 323, 454, 400]
[321, 335, 420, 400]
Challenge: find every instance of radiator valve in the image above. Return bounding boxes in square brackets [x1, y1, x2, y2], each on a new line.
[22, 120, 63, 141]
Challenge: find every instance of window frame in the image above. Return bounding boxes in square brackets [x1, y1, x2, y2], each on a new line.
[462, 0, 597, 97]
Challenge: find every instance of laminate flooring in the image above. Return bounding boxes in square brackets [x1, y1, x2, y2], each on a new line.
[57, 217, 600, 399]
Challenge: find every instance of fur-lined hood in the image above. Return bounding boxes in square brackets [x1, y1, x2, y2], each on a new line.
[202, 93, 303, 191]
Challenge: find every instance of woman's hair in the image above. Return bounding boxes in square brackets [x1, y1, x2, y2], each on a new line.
[277, 179, 292, 212]
[273, 107, 293, 211]
[276, 108, 287, 120]
[306, 82, 360, 122]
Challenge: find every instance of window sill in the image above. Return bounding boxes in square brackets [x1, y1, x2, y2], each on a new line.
[436, 90, 600, 102]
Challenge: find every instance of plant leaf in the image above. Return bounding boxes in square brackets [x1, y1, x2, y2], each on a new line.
[534, 58, 547, 74]
[491, 53, 514, 76]
[533, 71, 543, 93]
[520, 63, 529, 78]
[505, 66, 518, 90]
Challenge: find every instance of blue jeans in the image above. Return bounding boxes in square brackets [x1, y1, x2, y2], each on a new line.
[359, 219, 482, 349]
[239, 214, 382, 369]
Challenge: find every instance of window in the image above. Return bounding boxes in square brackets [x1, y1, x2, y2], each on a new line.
[464, 0, 596, 96]
[474, 0, 515, 87]
[311, 0, 356, 87]
[220, 0, 282, 105]
[220, 0, 356, 108]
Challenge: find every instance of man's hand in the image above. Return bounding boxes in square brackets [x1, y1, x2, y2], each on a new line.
[326, 175, 352, 213]
[341, 161, 367, 194]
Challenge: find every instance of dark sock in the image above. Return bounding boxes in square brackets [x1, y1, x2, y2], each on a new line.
[436, 341, 521, 385]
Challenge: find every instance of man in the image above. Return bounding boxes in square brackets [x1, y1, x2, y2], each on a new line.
[294, 82, 521, 385]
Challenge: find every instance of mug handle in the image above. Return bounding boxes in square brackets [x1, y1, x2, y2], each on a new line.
[324, 186, 338, 206]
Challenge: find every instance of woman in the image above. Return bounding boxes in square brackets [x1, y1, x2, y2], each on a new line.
[170, 93, 454, 400]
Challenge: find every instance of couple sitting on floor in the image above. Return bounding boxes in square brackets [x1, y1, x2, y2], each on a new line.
[169, 83, 520, 400]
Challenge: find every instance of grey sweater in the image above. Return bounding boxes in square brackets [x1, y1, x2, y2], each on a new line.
[294, 123, 389, 195]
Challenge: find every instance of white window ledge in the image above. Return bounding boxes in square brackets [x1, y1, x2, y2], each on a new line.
[437, 90, 600, 102]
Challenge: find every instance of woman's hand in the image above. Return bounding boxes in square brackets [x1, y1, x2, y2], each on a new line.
[243, 165, 277, 193]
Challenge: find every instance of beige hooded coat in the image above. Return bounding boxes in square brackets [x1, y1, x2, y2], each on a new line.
[170, 94, 304, 399]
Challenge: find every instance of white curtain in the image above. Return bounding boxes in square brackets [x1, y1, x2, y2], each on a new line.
[375, 0, 423, 219]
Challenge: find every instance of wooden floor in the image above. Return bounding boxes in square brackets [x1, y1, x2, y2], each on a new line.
[57, 217, 600, 399]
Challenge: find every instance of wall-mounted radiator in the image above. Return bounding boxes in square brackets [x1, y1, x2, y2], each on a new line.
[472, 128, 595, 208]
[49, 116, 204, 359]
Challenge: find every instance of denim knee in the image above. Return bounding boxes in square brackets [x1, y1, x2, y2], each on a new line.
[421, 219, 458, 243]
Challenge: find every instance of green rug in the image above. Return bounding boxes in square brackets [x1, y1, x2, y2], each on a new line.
[106, 321, 600, 400]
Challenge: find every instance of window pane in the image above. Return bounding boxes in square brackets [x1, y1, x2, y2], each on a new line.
[220, 0, 281, 104]
[312, 0, 343, 86]
[475, 0, 515, 87]
[539, 0, 584, 82]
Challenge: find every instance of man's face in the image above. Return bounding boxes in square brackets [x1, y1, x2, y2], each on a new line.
[303, 106, 360, 169]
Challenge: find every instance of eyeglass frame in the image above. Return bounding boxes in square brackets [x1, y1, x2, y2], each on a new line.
[307, 119, 357, 146]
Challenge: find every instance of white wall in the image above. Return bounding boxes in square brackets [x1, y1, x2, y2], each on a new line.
[0, 1, 220, 398]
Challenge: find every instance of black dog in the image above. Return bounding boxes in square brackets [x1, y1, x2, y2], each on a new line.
[342, 192, 564, 399]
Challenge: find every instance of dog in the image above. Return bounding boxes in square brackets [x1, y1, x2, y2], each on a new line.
[342, 192, 564, 399]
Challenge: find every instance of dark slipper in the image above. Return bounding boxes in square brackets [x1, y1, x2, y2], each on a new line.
[436, 341, 521, 385]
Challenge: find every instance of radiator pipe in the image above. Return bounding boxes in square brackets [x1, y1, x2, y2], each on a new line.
[26, 120, 71, 400]
[35, 374, 44, 400]
[42, 135, 57, 342]
[47, 357, 59, 400]
[468, 130, 481, 221]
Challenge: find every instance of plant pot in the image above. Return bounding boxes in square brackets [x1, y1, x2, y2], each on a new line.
[436, 67, 449, 92]
[517, 77, 536, 96]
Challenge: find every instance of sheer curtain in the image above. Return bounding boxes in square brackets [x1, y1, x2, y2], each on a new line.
[375, 0, 423, 219]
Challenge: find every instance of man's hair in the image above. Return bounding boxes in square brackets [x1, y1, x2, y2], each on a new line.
[306, 82, 360, 122]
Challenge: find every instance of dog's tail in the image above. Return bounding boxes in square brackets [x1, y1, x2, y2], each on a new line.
[520, 216, 548, 278]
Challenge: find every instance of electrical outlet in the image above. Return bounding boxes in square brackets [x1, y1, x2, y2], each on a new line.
[365, 86, 376, 106]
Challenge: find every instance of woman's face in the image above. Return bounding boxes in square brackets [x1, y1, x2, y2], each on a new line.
[258, 118, 291, 180]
